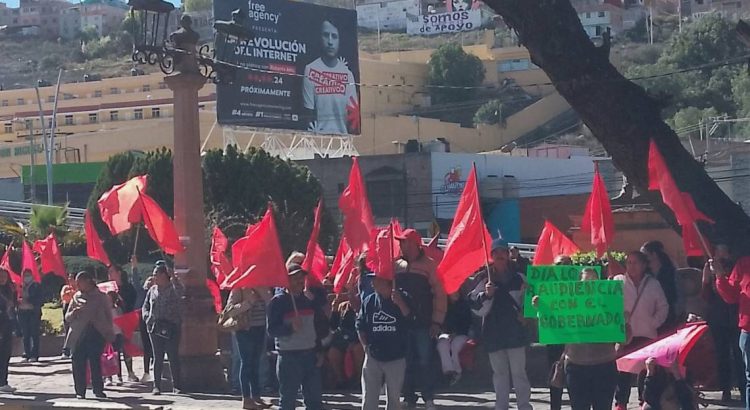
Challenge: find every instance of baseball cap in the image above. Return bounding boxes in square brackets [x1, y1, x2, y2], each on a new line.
[395, 229, 422, 248]
[287, 263, 308, 277]
[491, 238, 509, 252]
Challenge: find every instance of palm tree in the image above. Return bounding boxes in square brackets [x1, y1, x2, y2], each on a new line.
[29, 203, 68, 238]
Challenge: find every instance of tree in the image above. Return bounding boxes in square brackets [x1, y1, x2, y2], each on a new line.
[427, 43, 485, 104]
[29, 204, 68, 238]
[474, 99, 507, 126]
[87, 146, 335, 265]
[184, 0, 212, 12]
[483, 0, 750, 254]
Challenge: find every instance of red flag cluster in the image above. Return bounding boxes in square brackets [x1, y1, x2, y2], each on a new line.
[339, 158, 374, 254]
[222, 205, 288, 291]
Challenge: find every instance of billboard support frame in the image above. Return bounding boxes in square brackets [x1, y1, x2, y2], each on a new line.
[219, 126, 359, 159]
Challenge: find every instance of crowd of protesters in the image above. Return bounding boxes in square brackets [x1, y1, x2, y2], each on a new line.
[1, 231, 750, 410]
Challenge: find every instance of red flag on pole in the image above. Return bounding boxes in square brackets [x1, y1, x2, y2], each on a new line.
[648, 140, 713, 226]
[372, 224, 395, 280]
[206, 278, 223, 314]
[21, 241, 40, 283]
[331, 236, 355, 294]
[581, 162, 615, 257]
[33, 233, 66, 278]
[533, 220, 581, 266]
[222, 205, 288, 290]
[437, 164, 493, 295]
[97, 175, 147, 235]
[210, 227, 232, 285]
[301, 200, 328, 287]
[1, 244, 21, 292]
[84, 211, 111, 267]
[338, 157, 374, 254]
[138, 191, 184, 255]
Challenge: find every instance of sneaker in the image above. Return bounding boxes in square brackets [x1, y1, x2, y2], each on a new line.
[141, 373, 153, 383]
[152, 387, 161, 395]
[127, 373, 140, 383]
[116, 378, 123, 387]
[104, 379, 114, 387]
[0, 384, 16, 393]
[425, 399, 438, 410]
[94, 392, 107, 399]
[28, 358, 38, 363]
[75, 394, 85, 399]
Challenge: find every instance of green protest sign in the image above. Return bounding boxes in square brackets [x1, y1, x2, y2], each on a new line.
[535, 280, 625, 344]
[523, 265, 602, 317]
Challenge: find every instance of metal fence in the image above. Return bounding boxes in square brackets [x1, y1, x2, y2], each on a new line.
[0, 200, 85, 230]
[422, 237, 537, 259]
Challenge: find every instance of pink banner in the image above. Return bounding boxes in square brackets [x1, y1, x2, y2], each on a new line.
[616, 323, 708, 374]
[97, 281, 119, 294]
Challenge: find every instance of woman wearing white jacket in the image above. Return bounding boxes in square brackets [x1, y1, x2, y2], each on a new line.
[612, 251, 670, 410]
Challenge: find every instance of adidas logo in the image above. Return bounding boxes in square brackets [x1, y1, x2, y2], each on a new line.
[373, 311, 396, 324]
[372, 324, 397, 332]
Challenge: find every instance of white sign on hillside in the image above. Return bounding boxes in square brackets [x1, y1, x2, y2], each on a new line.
[407, 9, 481, 35]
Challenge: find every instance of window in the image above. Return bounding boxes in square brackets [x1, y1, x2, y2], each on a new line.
[4, 123, 11, 134]
[16, 98, 24, 105]
[498, 58, 530, 72]
[3, 100, 10, 107]
[93, 90, 102, 98]
[63, 93, 74, 100]
[142, 84, 150, 92]
[151, 107, 160, 118]
[598, 11, 606, 17]
[47, 95, 54, 103]
[24, 119, 32, 129]
[366, 168, 405, 218]
[158, 82, 167, 90]
[134, 109, 143, 120]
[88, 113, 98, 123]
[585, 12, 591, 18]
[110, 87, 120, 95]
[64, 115, 74, 125]
[110, 111, 118, 121]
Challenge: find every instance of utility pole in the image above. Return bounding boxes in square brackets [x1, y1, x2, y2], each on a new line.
[28, 124, 35, 202]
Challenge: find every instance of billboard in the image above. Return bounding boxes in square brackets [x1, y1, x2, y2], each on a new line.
[215, 0, 361, 135]
[406, 9, 482, 35]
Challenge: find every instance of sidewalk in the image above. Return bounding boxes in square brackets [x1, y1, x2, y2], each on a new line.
[0, 356, 743, 409]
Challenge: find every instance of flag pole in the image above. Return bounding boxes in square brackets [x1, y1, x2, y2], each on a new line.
[390, 222, 396, 291]
[473, 162, 492, 280]
[692, 221, 713, 259]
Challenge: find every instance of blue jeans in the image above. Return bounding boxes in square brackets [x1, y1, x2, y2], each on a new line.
[277, 349, 322, 410]
[739, 330, 750, 410]
[230, 334, 241, 392]
[236, 326, 266, 398]
[403, 327, 435, 404]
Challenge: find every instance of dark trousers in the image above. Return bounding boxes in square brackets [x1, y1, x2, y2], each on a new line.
[71, 328, 105, 396]
[547, 344, 565, 410]
[139, 318, 153, 373]
[710, 323, 744, 394]
[403, 327, 435, 404]
[18, 309, 40, 359]
[150, 328, 181, 391]
[236, 326, 266, 399]
[0, 328, 12, 386]
[277, 349, 322, 410]
[615, 337, 651, 405]
[566, 361, 618, 410]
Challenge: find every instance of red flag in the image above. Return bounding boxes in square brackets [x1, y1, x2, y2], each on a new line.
[437, 164, 493, 295]
[21, 241, 40, 283]
[424, 234, 444, 263]
[648, 140, 713, 226]
[301, 200, 328, 287]
[533, 221, 580, 266]
[113, 311, 140, 339]
[372, 225, 395, 280]
[338, 157, 374, 254]
[84, 211, 111, 267]
[681, 224, 705, 257]
[33, 233, 66, 278]
[97, 175, 147, 235]
[581, 163, 615, 257]
[222, 205, 288, 290]
[391, 219, 403, 258]
[206, 278, 223, 314]
[331, 236, 355, 294]
[210, 227, 232, 285]
[138, 191, 184, 255]
[0, 244, 21, 292]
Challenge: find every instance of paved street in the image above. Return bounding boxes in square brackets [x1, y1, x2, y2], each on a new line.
[0, 357, 742, 409]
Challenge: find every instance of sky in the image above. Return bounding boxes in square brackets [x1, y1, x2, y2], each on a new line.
[2, 0, 181, 8]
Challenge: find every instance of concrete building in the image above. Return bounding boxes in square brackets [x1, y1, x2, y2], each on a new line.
[685, 0, 750, 20]
[59, 6, 81, 39]
[0, 39, 574, 179]
[17, 0, 70, 38]
[79, 0, 127, 37]
[573, 0, 626, 37]
[356, 0, 421, 31]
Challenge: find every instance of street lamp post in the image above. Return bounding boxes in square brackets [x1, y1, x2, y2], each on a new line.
[127, 0, 252, 392]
